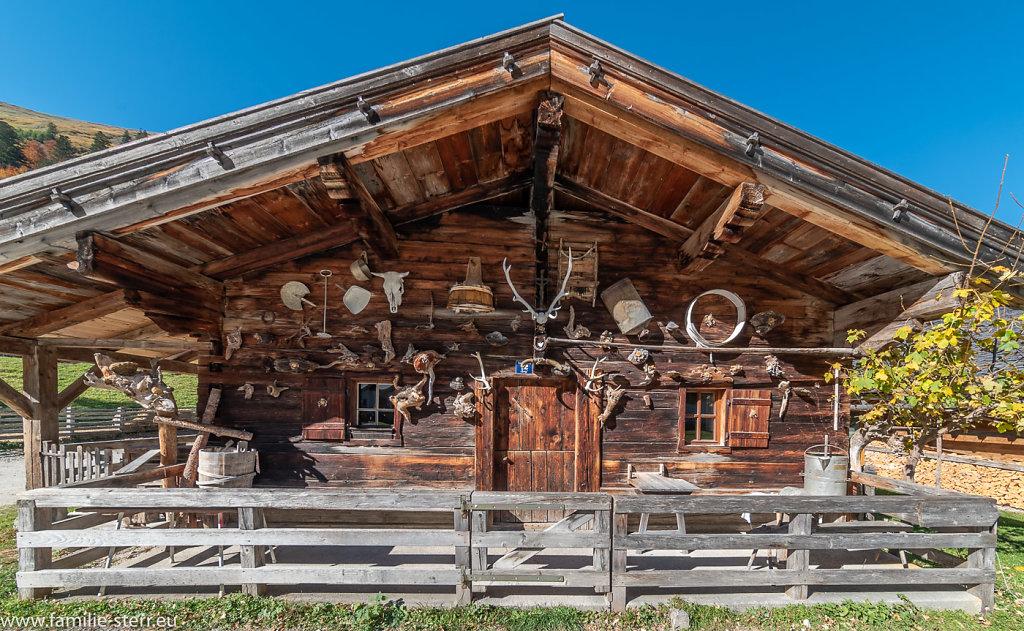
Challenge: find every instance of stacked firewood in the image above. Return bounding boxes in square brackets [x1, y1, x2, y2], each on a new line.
[864, 451, 1024, 510]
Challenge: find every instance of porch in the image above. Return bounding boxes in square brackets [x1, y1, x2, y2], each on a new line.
[15, 472, 999, 613]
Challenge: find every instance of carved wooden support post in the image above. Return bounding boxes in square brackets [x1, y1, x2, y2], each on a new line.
[22, 344, 58, 490]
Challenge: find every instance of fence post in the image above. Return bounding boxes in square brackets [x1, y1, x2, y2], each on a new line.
[238, 507, 267, 596]
[470, 506, 488, 594]
[17, 498, 52, 599]
[968, 523, 997, 614]
[611, 512, 628, 611]
[116, 407, 125, 433]
[594, 502, 611, 595]
[785, 513, 812, 600]
[65, 408, 74, 438]
[454, 495, 471, 605]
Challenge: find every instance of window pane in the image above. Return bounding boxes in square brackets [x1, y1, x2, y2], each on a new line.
[358, 384, 376, 409]
[379, 384, 395, 408]
[685, 393, 697, 415]
[358, 410, 376, 425]
[684, 416, 696, 442]
[700, 416, 715, 440]
[701, 392, 715, 410]
[378, 411, 394, 426]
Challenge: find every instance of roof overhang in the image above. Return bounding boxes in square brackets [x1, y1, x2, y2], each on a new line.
[0, 16, 1020, 282]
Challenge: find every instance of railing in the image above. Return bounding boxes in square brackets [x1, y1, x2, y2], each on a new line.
[612, 484, 998, 612]
[0, 407, 155, 440]
[15, 482, 999, 612]
[39, 433, 199, 487]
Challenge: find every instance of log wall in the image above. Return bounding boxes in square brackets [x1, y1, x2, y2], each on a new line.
[206, 206, 849, 490]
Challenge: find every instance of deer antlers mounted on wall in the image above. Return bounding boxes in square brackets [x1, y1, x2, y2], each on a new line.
[501, 250, 573, 326]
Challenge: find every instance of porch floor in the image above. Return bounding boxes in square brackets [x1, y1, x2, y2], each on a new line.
[51, 541, 982, 613]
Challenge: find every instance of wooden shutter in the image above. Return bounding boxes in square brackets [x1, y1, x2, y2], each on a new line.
[727, 389, 772, 448]
[302, 377, 347, 441]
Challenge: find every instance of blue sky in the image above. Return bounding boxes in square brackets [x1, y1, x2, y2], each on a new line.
[3, 1, 1023, 224]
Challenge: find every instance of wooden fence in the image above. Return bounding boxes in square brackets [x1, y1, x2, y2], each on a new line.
[14, 479, 999, 611]
[0, 407, 155, 441]
[38, 433, 198, 487]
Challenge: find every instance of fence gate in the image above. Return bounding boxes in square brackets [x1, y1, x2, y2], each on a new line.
[468, 492, 611, 597]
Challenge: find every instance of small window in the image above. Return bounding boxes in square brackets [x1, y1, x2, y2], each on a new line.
[356, 382, 395, 427]
[679, 389, 725, 447]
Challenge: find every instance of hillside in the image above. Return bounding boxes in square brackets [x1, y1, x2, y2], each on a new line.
[0, 101, 139, 151]
[0, 355, 197, 410]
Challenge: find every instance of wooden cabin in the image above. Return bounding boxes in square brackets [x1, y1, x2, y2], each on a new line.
[0, 16, 1020, 499]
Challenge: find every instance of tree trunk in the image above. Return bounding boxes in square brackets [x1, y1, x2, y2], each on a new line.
[849, 429, 870, 473]
[903, 443, 923, 481]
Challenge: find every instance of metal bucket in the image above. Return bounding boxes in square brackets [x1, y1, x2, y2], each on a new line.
[803, 444, 848, 495]
[197, 449, 258, 488]
[600, 278, 653, 335]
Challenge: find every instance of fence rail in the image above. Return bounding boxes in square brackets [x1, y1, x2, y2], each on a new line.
[14, 479, 999, 611]
[0, 407, 156, 441]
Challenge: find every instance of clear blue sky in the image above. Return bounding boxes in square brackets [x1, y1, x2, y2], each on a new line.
[3, 1, 1023, 225]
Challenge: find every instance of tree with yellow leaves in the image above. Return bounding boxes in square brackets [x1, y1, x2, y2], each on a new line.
[833, 268, 1024, 480]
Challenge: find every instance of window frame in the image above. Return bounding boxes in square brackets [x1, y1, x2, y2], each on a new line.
[352, 380, 397, 430]
[677, 387, 728, 450]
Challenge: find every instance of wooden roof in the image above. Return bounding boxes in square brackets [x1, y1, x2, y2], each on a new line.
[0, 15, 1019, 354]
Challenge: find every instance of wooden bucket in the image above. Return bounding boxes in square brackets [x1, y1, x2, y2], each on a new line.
[447, 284, 494, 313]
[197, 449, 258, 488]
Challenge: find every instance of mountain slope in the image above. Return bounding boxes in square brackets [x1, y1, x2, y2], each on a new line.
[0, 101, 141, 150]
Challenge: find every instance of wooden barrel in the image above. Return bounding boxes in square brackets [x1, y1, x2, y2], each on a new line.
[197, 449, 258, 488]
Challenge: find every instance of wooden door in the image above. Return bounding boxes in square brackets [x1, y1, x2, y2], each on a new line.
[492, 378, 578, 522]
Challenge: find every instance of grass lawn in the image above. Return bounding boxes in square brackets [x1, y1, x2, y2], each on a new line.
[0, 508, 1020, 630]
[0, 355, 197, 411]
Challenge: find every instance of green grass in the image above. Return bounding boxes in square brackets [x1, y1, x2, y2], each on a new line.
[0, 511, 1019, 629]
[0, 355, 197, 411]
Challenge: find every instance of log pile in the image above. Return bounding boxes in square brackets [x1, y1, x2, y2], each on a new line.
[864, 451, 1024, 510]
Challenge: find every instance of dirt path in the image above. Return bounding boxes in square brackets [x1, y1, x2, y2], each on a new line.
[0, 452, 24, 506]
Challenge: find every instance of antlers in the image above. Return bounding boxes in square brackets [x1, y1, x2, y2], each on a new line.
[501, 250, 573, 325]
[470, 352, 492, 392]
[584, 356, 607, 393]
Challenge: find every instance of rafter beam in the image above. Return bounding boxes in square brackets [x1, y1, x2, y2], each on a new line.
[73, 232, 222, 299]
[834, 272, 965, 348]
[200, 218, 361, 279]
[72, 233, 223, 336]
[329, 156, 400, 259]
[554, 177, 693, 243]
[36, 338, 212, 351]
[0, 289, 130, 337]
[720, 244, 856, 305]
[391, 174, 532, 226]
[56, 347, 198, 374]
[679, 182, 766, 272]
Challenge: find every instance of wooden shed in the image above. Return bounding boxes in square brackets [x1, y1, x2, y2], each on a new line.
[0, 15, 1019, 499]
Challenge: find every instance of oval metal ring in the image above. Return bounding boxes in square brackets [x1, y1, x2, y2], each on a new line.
[685, 289, 747, 347]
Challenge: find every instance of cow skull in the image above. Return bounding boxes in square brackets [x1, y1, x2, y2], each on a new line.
[501, 251, 572, 326]
[372, 271, 409, 313]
